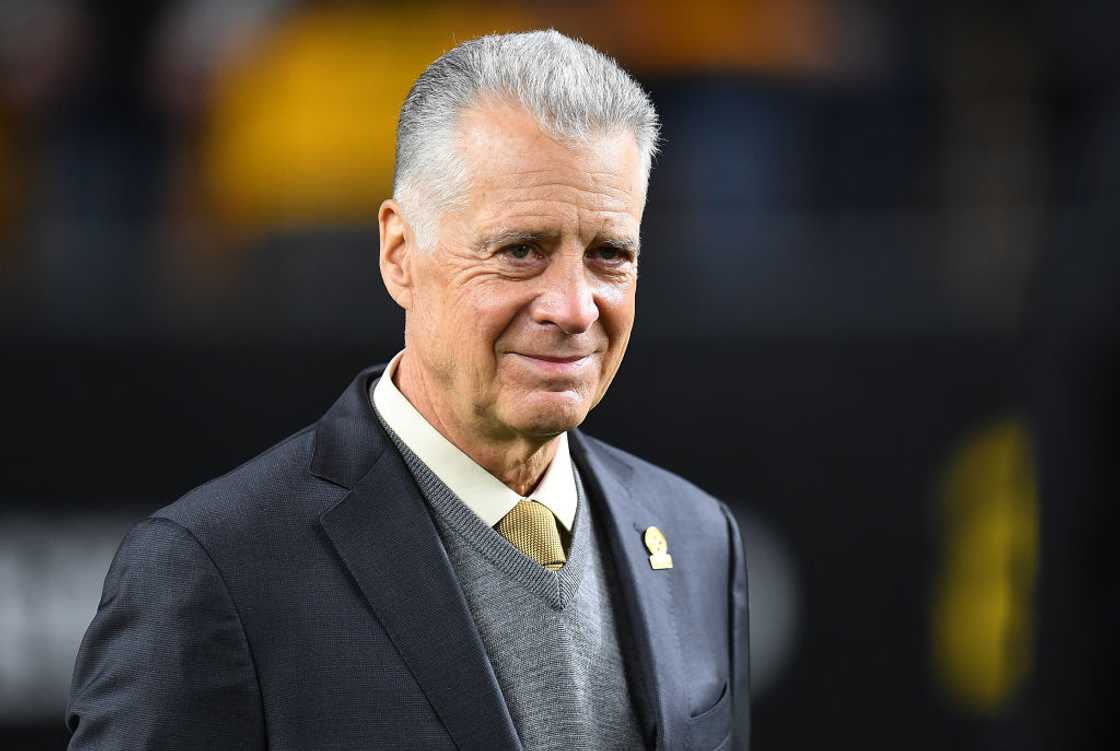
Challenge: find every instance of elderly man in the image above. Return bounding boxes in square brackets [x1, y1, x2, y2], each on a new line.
[68, 30, 749, 751]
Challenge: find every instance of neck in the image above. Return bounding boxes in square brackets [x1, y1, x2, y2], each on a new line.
[394, 353, 560, 497]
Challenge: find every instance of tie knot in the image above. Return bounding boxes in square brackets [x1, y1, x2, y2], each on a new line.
[496, 499, 567, 572]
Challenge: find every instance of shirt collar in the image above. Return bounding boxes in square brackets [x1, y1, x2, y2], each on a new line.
[370, 350, 577, 531]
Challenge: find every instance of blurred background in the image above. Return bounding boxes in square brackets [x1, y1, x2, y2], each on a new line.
[1, 0, 1116, 748]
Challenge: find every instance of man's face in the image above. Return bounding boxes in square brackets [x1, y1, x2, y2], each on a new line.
[403, 100, 645, 445]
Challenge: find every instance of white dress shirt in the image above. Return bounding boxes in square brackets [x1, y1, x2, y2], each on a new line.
[371, 350, 578, 531]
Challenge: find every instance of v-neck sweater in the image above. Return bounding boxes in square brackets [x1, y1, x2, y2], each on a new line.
[373, 404, 646, 751]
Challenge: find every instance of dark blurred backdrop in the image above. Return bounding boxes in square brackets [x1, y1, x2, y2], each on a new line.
[2, 1, 1117, 749]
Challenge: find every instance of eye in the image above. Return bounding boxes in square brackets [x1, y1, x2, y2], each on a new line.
[591, 245, 631, 264]
[503, 244, 533, 260]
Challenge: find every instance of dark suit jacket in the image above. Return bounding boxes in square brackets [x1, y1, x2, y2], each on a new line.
[67, 364, 750, 750]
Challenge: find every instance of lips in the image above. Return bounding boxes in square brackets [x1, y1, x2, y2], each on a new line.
[508, 352, 596, 374]
[519, 354, 589, 363]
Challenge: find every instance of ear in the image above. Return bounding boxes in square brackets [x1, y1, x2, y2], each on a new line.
[378, 199, 413, 310]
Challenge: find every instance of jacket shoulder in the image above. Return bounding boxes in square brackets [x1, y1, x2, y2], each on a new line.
[579, 433, 730, 529]
[151, 425, 344, 545]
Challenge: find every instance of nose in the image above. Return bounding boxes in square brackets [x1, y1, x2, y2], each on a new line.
[531, 252, 600, 335]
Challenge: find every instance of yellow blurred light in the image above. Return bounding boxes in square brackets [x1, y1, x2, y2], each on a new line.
[931, 418, 1038, 713]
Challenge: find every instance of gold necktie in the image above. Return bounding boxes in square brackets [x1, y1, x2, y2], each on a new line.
[496, 499, 566, 571]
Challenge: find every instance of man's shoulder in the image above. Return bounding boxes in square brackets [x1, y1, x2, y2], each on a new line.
[150, 423, 346, 549]
[577, 432, 731, 529]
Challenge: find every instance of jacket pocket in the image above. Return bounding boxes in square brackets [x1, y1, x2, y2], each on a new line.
[686, 679, 731, 750]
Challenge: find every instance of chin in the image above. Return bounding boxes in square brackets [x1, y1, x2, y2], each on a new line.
[505, 392, 590, 437]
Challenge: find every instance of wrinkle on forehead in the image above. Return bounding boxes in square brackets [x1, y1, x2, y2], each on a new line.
[480, 188, 637, 225]
[470, 145, 643, 228]
[485, 175, 636, 209]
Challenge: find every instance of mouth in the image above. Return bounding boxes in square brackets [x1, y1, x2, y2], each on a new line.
[518, 354, 590, 363]
[509, 352, 596, 374]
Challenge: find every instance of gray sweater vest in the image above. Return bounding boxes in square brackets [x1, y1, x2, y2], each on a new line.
[372, 400, 646, 750]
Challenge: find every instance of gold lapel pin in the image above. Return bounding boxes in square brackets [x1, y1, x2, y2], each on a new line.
[643, 526, 673, 570]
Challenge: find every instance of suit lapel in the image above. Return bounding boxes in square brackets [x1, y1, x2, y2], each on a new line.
[570, 430, 689, 751]
[315, 368, 520, 751]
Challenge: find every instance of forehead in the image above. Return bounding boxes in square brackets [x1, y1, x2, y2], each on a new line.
[454, 101, 646, 239]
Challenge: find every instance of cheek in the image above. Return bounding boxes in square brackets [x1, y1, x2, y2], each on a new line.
[453, 282, 529, 356]
[480, 281, 536, 328]
[599, 282, 637, 345]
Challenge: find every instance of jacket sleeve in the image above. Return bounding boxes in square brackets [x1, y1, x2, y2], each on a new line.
[67, 517, 265, 750]
[720, 502, 751, 751]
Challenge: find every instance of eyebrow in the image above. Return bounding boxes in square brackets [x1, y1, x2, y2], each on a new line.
[474, 229, 641, 256]
[474, 229, 560, 254]
[597, 235, 641, 257]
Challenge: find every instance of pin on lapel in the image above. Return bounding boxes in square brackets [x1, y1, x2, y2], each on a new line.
[643, 526, 673, 570]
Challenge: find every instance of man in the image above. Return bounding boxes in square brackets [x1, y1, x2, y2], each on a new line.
[68, 30, 749, 750]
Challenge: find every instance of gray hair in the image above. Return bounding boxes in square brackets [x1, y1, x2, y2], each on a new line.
[393, 29, 660, 250]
